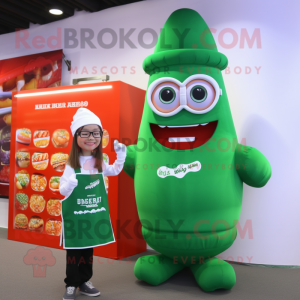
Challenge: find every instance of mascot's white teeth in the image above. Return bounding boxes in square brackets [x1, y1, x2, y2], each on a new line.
[168, 137, 195, 143]
[158, 123, 209, 128]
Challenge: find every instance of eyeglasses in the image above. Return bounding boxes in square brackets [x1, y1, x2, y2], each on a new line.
[77, 131, 102, 138]
[147, 74, 222, 117]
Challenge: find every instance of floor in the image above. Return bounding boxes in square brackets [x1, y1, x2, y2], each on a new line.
[0, 228, 299, 300]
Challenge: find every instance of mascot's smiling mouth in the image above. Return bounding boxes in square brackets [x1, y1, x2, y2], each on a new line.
[150, 121, 218, 150]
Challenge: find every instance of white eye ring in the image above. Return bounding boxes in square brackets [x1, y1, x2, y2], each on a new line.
[147, 74, 222, 117]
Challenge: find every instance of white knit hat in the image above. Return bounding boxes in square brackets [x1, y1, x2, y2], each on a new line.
[70, 108, 102, 136]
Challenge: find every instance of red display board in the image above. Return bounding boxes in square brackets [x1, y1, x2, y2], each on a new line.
[0, 49, 63, 196]
[8, 81, 146, 259]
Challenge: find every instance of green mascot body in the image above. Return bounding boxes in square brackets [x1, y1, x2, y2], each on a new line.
[124, 8, 271, 291]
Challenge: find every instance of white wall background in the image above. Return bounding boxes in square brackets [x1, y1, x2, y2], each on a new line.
[0, 0, 299, 265]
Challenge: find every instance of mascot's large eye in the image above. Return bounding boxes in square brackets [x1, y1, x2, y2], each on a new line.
[186, 79, 216, 111]
[190, 85, 207, 103]
[159, 87, 176, 104]
[151, 82, 180, 113]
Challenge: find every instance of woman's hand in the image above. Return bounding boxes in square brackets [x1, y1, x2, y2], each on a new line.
[114, 140, 127, 162]
[114, 140, 126, 154]
[68, 173, 78, 190]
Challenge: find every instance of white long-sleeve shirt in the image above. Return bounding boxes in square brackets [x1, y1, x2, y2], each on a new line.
[59, 154, 125, 198]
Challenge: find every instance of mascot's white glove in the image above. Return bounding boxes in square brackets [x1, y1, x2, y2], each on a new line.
[68, 173, 78, 191]
[114, 140, 127, 163]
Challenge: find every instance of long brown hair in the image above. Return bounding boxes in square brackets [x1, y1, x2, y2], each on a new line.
[67, 126, 103, 172]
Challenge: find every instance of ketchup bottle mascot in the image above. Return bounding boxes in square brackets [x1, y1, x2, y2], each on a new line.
[124, 8, 271, 291]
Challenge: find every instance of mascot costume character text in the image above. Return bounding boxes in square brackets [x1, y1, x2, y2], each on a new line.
[124, 8, 271, 292]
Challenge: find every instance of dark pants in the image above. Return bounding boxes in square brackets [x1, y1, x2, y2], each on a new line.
[65, 248, 94, 288]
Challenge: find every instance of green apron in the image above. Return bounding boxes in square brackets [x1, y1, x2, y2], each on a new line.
[60, 169, 115, 249]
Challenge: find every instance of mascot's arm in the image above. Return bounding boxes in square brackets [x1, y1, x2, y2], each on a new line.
[235, 144, 272, 187]
[123, 145, 136, 179]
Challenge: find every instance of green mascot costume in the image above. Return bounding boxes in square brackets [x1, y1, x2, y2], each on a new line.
[124, 8, 271, 291]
